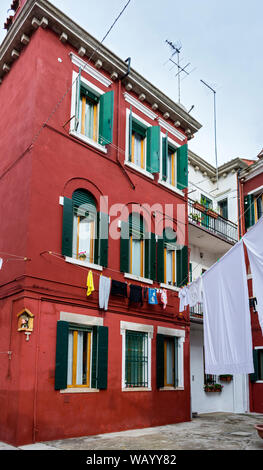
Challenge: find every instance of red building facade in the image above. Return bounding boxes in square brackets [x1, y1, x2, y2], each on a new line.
[239, 155, 263, 413]
[0, 0, 201, 445]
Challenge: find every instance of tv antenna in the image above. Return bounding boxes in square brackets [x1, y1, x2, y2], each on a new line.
[165, 40, 195, 104]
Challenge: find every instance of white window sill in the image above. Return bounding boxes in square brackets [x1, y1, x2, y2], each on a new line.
[255, 380, 263, 384]
[160, 283, 180, 292]
[70, 130, 108, 154]
[65, 256, 103, 271]
[124, 272, 153, 285]
[122, 387, 152, 392]
[159, 386, 184, 391]
[60, 388, 99, 394]
[124, 161, 154, 180]
[158, 179, 184, 197]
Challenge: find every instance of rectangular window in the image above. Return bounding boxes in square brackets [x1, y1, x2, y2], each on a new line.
[55, 321, 108, 391]
[164, 337, 175, 386]
[79, 88, 99, 142]
[164, 245, 176, 285]
[156, 331, 182, 389]
[72, 69, 114, 148]
[167, 148, 177, 187]
[73, 212, 95, 263]
[125, 330, 148, 387]
[67, 328, 92, 387]
[218, 198, 228, 219]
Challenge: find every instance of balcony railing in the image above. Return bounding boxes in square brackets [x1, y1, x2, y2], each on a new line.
[190, 303, 203, 320]
[188, 198, 238, 244]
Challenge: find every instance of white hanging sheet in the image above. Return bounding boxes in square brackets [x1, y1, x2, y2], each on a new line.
[243, 216, 263, 335]
[202, 241, 254, 374]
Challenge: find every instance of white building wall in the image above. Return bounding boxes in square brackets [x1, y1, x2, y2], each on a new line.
[190, 324, 248, 414]
[188, 165, 238, 224]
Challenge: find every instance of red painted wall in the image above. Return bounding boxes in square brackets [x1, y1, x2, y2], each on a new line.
[239, 171, 263, 413]
[0, 25, 191, 445]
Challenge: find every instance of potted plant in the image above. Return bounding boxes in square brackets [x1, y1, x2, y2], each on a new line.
[206, 208, 219, 219]
[78, 252, 87, 261]
[193, 200, 206, 213]
[204, 383, 223, 393]
[190, 213, 202, 225]
[219, 374, 233, 383]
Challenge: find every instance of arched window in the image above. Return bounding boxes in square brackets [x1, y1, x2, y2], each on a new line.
[72, 189, 97, 263]
[62, 189, 108, 267]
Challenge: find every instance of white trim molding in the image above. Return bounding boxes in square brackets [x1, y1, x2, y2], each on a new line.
[123, 92, 158, 121]
[120, 321, 153, 391]
[69, 52, 112, 88]
[157, 326, 185, 389]
[124, 272, 154, 285]
[60, 311, 103, 326]
[158, 117, 185, 142]
[65, 256, 103, 272]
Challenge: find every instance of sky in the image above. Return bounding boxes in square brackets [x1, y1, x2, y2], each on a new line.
[1, 0, 262, 167]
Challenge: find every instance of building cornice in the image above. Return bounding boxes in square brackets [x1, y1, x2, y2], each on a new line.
[189, 149, 250, 181]
[239, 158, 263, 182]
[0, 0, 202, 136]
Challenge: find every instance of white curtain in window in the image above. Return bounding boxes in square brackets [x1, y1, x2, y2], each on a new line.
[132, 239, 141, 276]
[166, 340, 174, 384]
[166, 249, 173, 284]
[134, 134, 142, 167]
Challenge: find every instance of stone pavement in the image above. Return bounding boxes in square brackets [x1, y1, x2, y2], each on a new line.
[1, 413, 263, 451]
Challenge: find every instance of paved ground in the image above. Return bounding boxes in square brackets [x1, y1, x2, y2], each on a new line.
[1, 413, 263, 451]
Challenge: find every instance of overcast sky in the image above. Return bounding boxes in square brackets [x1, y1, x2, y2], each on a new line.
[1, 0, 262, 167]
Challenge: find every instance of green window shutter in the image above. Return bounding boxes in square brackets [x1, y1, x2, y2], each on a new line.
[146, 126, 160, 173]
[177, 143, 188, 190]
[97, 326, 109, 390]
[99, 90, 114, 146]
[120, 220, 129, 273]
[55, 321, 69, 390]
[62, 197, 73, 257]
[244, 195, 255, 231]
[156, 334, 165, 389]
[91, 326, 98, 388]
[162, 135, 168, 181]
[176, 245, 188, 287]
[250, 349, 259, 383]
[75, 67, 81, 131]
[157, 237, 164, 283]
[98, 212, 109, 267]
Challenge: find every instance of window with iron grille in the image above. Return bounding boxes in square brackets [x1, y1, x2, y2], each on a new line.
[125, 330, 148, 387]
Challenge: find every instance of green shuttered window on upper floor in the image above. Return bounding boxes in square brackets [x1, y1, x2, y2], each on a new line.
[157, 234, 188, 288]
[162, 137, 188, 190]
[62, 189, 108, 267]
[128, 109, 160, 174]
[74, 68, 114, 147]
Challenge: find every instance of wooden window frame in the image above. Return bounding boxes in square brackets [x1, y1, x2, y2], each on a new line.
[67, 327, 93, 389]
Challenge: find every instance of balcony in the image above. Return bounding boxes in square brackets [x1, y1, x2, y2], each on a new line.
[188, 198, 238, 245]
[190, 303, 203, 323]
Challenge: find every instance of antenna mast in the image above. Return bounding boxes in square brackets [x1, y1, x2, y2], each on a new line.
[165, 40, 194, 104]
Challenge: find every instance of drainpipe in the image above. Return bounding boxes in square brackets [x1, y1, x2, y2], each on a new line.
[237, 169, 241, 239]
[116, 58, 135, 190]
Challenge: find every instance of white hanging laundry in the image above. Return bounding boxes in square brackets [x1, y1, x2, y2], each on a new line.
[179, 277, 203, 311]
[202, 241, 254, 375]
[243, 216, 263, 335]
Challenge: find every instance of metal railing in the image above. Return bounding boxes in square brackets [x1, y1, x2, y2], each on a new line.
[190, 303, 203, 318]
[188, 198, 238, 244]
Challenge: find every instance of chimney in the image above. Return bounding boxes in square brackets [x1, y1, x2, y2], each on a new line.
[4, 1, 28, 31]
